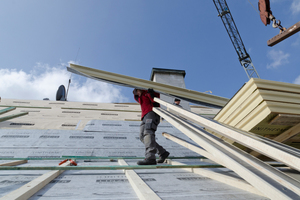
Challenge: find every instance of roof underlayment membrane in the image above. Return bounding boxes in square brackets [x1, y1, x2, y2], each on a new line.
[0, 99, 275, 200]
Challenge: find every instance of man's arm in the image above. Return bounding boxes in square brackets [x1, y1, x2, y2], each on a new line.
[147, 88, 160, 107]
[147, 89, 160, 100]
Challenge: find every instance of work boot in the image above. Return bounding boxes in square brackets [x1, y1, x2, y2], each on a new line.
[157, 151, 170, 163]
[137, 159, 157, 165]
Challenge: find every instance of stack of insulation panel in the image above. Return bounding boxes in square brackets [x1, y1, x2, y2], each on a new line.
[214, 78, 300, 149]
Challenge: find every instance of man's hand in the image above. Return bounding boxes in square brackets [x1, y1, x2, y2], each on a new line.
[148, 88, 154, 94]
[148, 88, 155, 98]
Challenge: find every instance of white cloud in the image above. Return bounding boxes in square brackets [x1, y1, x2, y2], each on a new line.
[0, 63, 127, 103]
[267, 50, 290, 69]
[291, 0, 300, 15]
[294, 75, 300, 84]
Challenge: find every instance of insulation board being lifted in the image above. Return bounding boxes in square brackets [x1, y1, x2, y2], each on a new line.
[214, 78, 300, 149]
[67, 63, 229, 108]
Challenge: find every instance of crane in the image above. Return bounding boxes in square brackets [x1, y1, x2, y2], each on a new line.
[213, 0, 260, 79]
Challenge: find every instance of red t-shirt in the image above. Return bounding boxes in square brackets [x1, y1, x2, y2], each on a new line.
[134, 90, 160, 119]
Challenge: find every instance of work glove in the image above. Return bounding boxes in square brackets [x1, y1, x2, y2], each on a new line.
[148, 88, 155, 98]
[148, 88, 154, 93]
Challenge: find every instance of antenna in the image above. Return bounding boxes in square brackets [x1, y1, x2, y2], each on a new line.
[65, 47, 80, 101]
[65, 77, 71, 101]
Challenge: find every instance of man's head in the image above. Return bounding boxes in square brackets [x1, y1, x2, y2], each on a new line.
[174, 98, 181, 105]
[136, 89, 142, 96]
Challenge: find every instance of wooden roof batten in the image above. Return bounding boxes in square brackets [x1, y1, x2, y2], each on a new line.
[67, 63, 228, 108]
[154, 98, 300, 200]
[0, 161, 73, 200]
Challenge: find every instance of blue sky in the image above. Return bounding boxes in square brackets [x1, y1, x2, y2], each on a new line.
[0, 0, 299, 104]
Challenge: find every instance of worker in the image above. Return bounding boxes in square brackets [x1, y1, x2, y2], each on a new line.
[133, 88, 170, 165]
[173, 98, 182, 107]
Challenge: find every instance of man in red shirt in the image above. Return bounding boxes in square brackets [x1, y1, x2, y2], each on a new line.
[133, 88, 170, 165]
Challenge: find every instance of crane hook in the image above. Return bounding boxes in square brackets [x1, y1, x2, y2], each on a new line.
[269, 14, 286, 33]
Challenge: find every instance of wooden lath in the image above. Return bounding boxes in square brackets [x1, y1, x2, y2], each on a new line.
[0, 161, 73, 200]
[153, 98, 300, 199]
[67, 63, 229, 108]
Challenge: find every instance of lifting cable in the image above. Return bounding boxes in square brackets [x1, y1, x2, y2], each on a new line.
[247, 0, 260, 15]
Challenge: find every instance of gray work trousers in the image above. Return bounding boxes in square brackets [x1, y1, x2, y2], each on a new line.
[140, 111, 166, 160]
